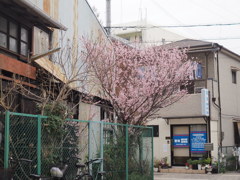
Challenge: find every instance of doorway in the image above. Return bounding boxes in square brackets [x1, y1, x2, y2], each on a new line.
[171, 124, 208, 166]
[171, 125, 190, 166]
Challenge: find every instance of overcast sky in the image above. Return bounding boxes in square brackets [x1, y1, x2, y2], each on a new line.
[87, 0, 240, 54]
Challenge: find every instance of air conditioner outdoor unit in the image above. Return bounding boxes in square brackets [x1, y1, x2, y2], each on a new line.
[194, 87, 204, 93]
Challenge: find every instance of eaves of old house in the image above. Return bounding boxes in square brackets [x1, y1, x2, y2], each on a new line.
[0, 0, 67, 30]
[0, 0, 67, 89]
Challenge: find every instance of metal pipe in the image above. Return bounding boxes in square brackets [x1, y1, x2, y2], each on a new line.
[216, 49, 223, 173]
[216, 50, 223, 154]
[106, 0, 111, 34]
[204, 52, 210, 89]
[207, 92, 212, 159]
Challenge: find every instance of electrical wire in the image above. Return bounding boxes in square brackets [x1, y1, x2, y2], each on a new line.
[124, 37, 240, 45]
[149, 0, 203, 38]
[105, 22, 240, 29]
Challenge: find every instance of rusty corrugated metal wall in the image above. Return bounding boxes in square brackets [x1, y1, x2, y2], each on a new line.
[28, 0, 108, 95]
[28, 0, 106, 44]
[28, 0, 107, 56]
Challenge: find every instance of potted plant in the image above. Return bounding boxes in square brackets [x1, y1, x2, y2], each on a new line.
[205, 164, 212, 174]
[197, 160, 202, 170]
[201, 158, 211, 170]
[187, 159, 193, 169]
[211, 161, 218, 173]
[159, 157, 169, 169]
[192, 160, 199, 170]
[154, 159, 161, 172]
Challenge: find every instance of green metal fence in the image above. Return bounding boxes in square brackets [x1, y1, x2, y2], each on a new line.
[219, 146, 240, 172]
[0, 111, 153, 180]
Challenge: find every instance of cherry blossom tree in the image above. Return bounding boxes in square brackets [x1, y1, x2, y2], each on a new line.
[82, 38, 195, 125]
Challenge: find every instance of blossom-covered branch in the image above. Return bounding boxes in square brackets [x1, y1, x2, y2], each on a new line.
[83, 37, 195, 125]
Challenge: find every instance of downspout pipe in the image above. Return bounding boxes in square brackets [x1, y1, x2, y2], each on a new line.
[215, 47, 223, 172]
[216, 48, 223, 154]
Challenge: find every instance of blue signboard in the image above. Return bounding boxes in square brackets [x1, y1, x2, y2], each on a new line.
[173, 135, 189, 147]
[190, 131, 207, 152]
[196, 63, 203, 79]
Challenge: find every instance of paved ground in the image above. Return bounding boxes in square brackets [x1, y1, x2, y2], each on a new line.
[154, 172, 240, 180]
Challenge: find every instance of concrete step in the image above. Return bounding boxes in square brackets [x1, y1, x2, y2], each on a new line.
[160, 168, 205, 174]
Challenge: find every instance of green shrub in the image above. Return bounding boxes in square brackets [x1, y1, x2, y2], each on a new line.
[187, 159, 192, 165]
[129, 172, 151, 180]
[226, 156, 237, 171]
[192, 160, 199, 165]
[219, 162, 226, 173]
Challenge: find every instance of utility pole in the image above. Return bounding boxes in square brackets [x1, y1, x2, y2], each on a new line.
[106, 0, 111, 34]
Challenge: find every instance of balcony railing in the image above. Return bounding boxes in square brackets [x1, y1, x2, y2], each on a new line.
[181, 79, 206, 94]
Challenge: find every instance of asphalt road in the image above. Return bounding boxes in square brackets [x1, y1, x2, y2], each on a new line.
[154, 172, 240, 180]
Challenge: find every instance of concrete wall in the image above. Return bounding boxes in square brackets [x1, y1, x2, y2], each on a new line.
[218, 52, 240, 146]
[159, 94, 202, 117]
[207, 79, 220, 159]
[78, 102, 101, 121]
[147, 118, 171, 164]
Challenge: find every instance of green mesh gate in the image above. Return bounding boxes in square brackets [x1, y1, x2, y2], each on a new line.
[2, 111, 153, 180]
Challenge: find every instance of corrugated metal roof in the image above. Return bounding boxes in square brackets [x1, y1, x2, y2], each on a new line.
[0, 0, 67, 30]
[35, 57, 67, 83]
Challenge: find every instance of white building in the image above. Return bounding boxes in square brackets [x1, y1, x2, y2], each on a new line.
[148, 39, 240, 166]
[112, 20, 185, 46]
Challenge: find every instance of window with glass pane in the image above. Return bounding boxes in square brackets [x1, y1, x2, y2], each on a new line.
[190, 124, 207, 157]
[21, 27, 28, 42]
[232, 70, 237, 84]
[9, 37, 17, 52]
[20, 42, 28, 56]
[20, 27, 28, 56]
[0, 15, 31, 58]
[0, 16, 7, 33]
[0, 32, 7, 48]
[10, 22, 17, 37]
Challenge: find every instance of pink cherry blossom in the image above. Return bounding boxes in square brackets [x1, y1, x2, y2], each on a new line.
[82, 37, 195, 125]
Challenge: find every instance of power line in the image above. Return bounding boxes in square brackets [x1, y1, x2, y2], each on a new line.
[124, 37, 240, 45]
[149, 0, 203, 38]
[105, 22, 240, 29]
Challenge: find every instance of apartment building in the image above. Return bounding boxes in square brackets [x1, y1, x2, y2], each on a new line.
[112, 20, 185, 46]
[148, 39, 240, 166]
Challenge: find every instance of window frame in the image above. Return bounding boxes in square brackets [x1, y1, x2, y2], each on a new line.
[100, 106, 114, 121]
[147, 125, 159, 137]
[0, 16, 8, 49]
[0, 13, 30, 61]
[232, 70, 237, 84]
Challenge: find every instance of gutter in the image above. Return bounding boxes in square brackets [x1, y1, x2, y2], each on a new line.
[161, 115, 207, 119]
[13, 0, 67, 31]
